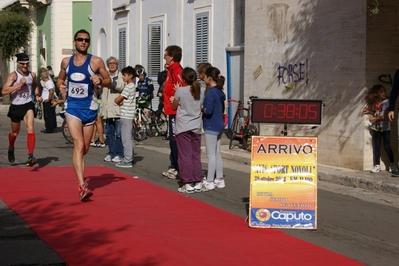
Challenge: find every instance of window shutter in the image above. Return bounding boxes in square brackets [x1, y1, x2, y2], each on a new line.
[195, 13, 209, 66]
[119, 28, 127, 68]
[148, 23, 162, 77]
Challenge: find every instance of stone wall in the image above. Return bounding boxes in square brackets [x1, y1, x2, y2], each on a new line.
[365, 0, 399, 170]
[244, 0, 387, 170]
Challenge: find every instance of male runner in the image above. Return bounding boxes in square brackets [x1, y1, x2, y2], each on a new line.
[57, 29, 111, 201]
[2, 53, 40, 166]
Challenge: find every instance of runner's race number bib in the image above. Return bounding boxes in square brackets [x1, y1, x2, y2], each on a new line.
[69, 82, 89, 98]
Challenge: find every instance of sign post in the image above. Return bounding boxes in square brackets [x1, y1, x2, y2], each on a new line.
[249, 136, 317, 229]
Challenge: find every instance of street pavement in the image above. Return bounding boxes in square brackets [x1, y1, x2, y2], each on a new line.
[1, 100, 399, 265]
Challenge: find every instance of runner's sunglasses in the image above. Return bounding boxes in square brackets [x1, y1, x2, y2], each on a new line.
[75, 38, 90, 43]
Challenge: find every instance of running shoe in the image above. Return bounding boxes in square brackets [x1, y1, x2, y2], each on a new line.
[26, 156, 37, 167]
[214, 178, 226, 188]
[112, 155, 123, 163]
[90, 141, 97, 147]
[78, 183, 93, 201]
[8, 148, 15, 163]
[389, 163, 396, 173]
[162, 168, 178, 179]
[97, 142, 106, 148]
[370, 165, 381, 173]
[116, 160, 133, 168]
[177, 184, 195, 194]
[202, 181, 216, 191]
[193, 181, 203, 192]
[104, 155, 112, 162]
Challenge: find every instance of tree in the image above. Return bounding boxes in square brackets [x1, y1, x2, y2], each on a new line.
[0, 10, 32, 60]
[368, 0, 381, 16]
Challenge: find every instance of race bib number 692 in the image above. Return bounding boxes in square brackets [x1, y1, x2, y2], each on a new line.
[69, 82, 89, 98]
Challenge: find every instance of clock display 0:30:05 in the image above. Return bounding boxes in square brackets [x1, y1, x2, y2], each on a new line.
[251, 99, 322, 124]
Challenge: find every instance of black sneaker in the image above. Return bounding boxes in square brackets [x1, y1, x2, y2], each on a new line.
[8, 148, 15, 163]
[26, 156, 37, 167]
[391, 170, 399, 177]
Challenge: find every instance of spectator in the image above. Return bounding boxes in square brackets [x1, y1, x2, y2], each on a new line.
[90, 88, 106, 148]
[136, 67, 154, 109]
[162, 45, 186, 179]
[197, 62, 212, 92]
[39, 67, 57, 133]
[202, 67, 226, 190]
[101, 56, 125, 162]
[157, 63, 168, 113]
[364, 84, 394, 173]
[114, 66, 136, 168]
[172, 67, 204, 193]
[387, 69, 399, 177]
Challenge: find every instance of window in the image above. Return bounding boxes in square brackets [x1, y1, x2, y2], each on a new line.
[148, 23, 163, 77]
[195, 12, 209, 66]
[118, 28, 126, 68]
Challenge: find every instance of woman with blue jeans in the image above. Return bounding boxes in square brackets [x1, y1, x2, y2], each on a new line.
[202, 67, 227, 191]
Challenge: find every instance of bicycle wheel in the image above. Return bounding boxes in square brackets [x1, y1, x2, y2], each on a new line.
[228, 116, 239, 149]
[155, 111, 167, 136]
[62, 120, 73, 144]
[142, 111, 155, 137]
[133, 119, 147, 141]
[243, 122, 259, 151]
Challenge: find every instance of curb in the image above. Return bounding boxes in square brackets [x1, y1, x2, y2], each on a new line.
[318, 172, 399, 195]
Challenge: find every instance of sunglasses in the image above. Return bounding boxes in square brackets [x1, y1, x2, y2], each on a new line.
[75, 38, 90, 43]
[18, 62, 29, 66]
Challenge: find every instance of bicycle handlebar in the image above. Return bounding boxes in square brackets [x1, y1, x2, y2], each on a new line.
[228, 96, 258, 103]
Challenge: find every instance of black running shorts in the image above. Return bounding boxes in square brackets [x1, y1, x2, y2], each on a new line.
[7, 102, 35, 122]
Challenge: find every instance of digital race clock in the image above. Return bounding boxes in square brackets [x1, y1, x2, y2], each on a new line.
[251, 99, 323, 125]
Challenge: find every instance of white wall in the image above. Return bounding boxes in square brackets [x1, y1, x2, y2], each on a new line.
[51, 0, 73, 75]
[91, 0, 243, 75]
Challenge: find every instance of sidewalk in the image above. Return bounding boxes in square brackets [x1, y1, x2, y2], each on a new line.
[217, 143, 399, 196]
[140, 122, 399, 197]
[1, 100, 399, 196]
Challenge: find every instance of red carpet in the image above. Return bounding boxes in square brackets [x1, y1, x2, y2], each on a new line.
[0, 166, 363, 266]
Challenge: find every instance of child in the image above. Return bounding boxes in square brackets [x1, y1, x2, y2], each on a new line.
[363, 84, 395, 173]
[172, 67, 204, 193]
[136, 68, 154, 108]
[202, 67, 226, 190]
[197, 62, 212, 92]
[114, 66, 136, 168]
[90, 88, 106, 148]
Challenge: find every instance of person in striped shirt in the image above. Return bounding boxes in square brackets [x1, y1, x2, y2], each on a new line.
[114, 66, 136, 168]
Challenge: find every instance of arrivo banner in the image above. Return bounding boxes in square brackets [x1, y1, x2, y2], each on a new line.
[249, 136, 317, 229]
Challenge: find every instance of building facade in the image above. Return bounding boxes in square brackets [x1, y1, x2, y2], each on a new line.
[91, 0, 245, 108]
[244, 0, 399, 170]
[0, 0, 92, 76]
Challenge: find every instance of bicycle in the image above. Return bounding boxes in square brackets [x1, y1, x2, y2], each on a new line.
[132, 104, 148, 141]
[59, 111, 73, 144]
[141, 105, 167, 137]
[132, 95, 167, 141]
[227, 96, 259, 150]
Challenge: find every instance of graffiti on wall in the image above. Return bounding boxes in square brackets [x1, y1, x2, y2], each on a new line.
[277, 59, 309, 86]
[378, 74, 392, 87]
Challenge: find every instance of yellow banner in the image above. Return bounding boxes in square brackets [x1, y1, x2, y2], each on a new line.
[249, 136, 317, 229]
